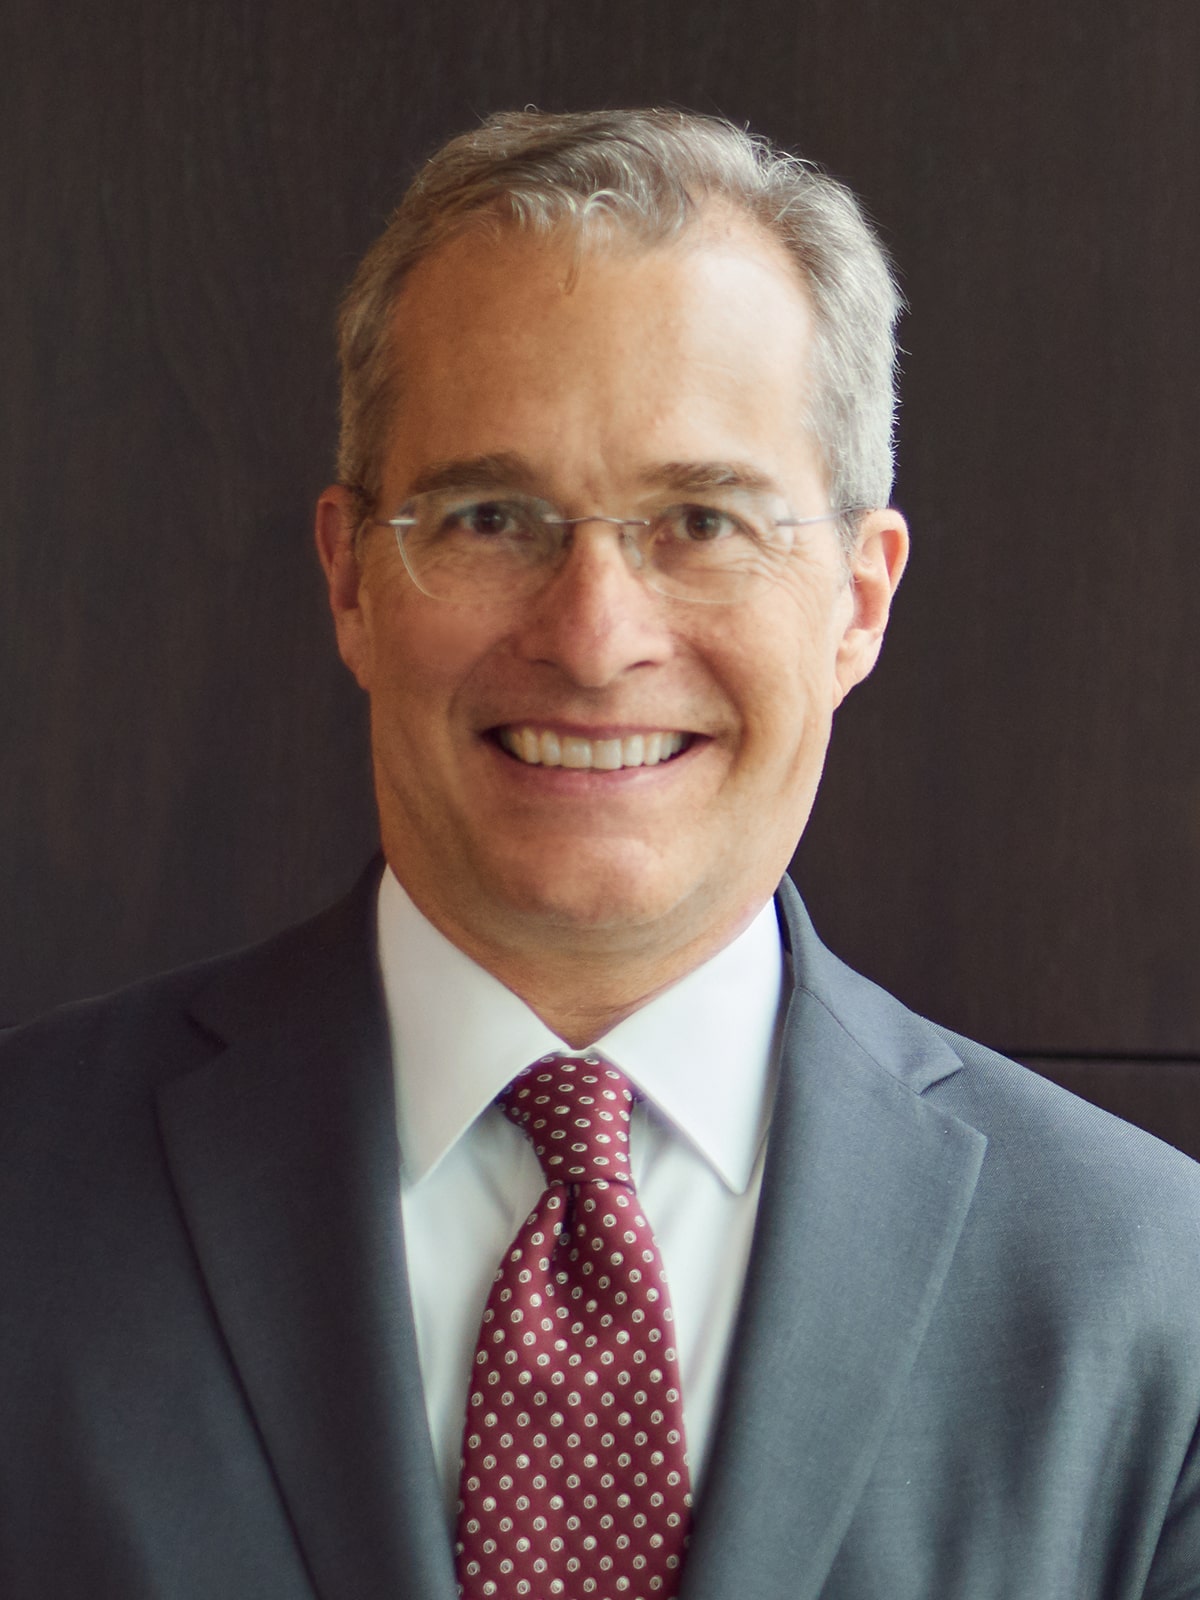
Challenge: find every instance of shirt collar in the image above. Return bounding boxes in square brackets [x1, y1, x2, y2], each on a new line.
[376, 869, 784, 1196]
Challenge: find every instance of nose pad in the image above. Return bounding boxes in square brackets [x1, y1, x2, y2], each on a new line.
[616, 522, 647, 574]
[623, 529, 653, 584]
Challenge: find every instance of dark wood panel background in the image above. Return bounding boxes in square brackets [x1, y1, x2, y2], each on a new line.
[3, 1, 1199, 1092]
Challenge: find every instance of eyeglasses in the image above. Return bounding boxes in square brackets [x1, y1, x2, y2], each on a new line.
[371, 489, 863, 606]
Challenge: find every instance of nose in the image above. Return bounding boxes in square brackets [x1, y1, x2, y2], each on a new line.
[510, 520, 674, 688]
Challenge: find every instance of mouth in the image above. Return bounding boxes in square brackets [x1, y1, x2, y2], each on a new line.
[494, 726, 694, 770]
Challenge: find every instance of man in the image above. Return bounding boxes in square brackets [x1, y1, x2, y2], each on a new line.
[1, 109, 1198, 1600]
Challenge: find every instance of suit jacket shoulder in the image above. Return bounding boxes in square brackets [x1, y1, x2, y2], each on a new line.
[779, 871, 1200, 1217]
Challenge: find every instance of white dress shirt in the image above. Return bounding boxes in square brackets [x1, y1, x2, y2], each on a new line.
[376, 868, 785, 1523]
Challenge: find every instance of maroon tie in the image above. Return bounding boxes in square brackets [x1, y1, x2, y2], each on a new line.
[455, 1052, 693, 1599]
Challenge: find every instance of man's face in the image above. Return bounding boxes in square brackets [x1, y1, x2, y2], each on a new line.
[318, 216, 906, 978]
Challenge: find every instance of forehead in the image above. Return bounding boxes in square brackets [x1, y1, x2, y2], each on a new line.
[380, 214, 822, 497]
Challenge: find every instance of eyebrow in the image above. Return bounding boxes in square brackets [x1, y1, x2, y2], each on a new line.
[403, 454, 784, 500]
[405, 453, 543, 497]
[636, 460, 782, 496]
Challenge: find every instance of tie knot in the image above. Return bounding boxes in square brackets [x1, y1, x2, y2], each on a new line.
[501, 1053, 634, 1185]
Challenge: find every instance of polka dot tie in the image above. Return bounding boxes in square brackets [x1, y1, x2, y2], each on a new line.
[454, 1052, 693, 1600]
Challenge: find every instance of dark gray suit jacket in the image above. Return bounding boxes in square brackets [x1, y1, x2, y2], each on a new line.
[2, 866, 1199, 1598]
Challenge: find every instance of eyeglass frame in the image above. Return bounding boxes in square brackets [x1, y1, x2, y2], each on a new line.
[360, 488, 870, 607]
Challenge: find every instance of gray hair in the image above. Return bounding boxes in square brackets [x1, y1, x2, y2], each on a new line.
[337, 109, 903, 543]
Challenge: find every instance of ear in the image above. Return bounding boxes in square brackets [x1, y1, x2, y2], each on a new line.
[833, 508, 909, 707]
[315, 485, 373, 690]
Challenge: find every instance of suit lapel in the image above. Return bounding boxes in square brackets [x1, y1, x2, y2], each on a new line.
[155, 869, 458, 1600]
[682, 881, 987, 1600]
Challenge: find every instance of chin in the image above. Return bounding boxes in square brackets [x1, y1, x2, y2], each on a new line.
[487, 851, 692, 940]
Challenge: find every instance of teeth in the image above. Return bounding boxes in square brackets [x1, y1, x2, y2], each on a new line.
[499, 728, 688, 769]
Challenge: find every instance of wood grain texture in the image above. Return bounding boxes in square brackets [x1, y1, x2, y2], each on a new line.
[3, 0, 1199, 1068]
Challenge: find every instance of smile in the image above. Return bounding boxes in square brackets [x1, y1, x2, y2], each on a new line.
[496, 727, 691, 770]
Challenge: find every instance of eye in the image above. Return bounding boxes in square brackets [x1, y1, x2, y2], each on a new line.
[445, 499, 528, 539]
[658, 504, 752, 544]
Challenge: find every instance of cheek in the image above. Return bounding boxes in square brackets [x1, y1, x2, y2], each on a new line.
[360, 578, 511, 741]
[721, 582, 848, 753]
[363, 565, 475, 673]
